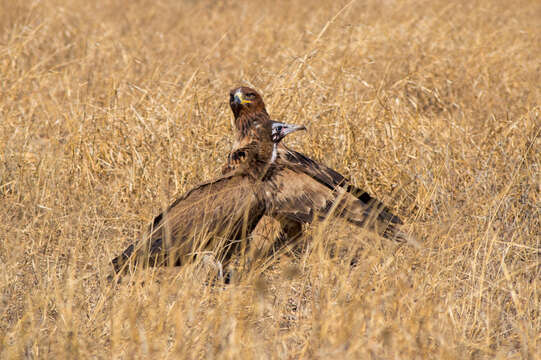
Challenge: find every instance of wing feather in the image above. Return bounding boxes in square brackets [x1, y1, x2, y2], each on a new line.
[113, 174, 265, 272]
[277, 144, 403, 225]
[263, 164, 401, 238]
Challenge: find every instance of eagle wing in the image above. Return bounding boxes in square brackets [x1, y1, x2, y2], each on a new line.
[112, 173, 266, 273]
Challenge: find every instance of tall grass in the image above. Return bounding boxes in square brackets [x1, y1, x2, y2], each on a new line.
[1, 0, 539, 358]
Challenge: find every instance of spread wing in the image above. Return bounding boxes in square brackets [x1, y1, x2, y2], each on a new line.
[277, 144, 403, 225]
[112, 173, 266, 273]
[262, 164, 403, 239]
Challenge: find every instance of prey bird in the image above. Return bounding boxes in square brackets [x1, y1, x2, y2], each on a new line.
[112, 114, 306, 275]
[225, 87, 411, 245]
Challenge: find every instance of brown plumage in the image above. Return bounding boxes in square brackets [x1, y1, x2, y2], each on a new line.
[226, 87, 409, 244]
[112, 114, 305, 274]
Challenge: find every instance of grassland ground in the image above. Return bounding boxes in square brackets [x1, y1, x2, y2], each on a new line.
[0, 0, 539, 358]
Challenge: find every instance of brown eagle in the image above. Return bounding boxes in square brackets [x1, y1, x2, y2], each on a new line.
[225, 87, 411, 246]
[111, 113, 306, 274]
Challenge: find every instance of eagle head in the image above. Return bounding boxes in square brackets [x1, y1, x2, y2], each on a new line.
[229, 86, 266, 119]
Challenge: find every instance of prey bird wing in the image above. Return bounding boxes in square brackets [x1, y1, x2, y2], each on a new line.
[276, 143, 403, 225]
[263, 163, 400, 239]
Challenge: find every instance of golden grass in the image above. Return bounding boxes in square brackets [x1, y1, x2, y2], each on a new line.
[1, 0, 539, 358]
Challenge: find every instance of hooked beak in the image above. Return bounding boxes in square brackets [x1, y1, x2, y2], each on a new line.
[271, 121, 307, 143]
[233, 90, 252, 105]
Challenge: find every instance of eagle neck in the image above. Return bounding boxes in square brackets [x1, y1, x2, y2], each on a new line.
[235, 110, 270, 140]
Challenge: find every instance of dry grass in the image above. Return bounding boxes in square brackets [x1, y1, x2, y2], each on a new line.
[1, 0, 540, 358]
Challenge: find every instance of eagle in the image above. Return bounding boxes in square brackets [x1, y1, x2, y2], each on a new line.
[111, 113, 306, 274]
[225, 87, 411, 247]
